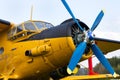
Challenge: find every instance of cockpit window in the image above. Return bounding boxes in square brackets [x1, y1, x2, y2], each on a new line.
[8, 20, 54, 41]
[33, 21, 53, 29]
[45, 23, 53, 28]
[17, 25, 22, 33]
[8, 25, 23, 37]
[8, 27, 16, 36]
[34, 22, 44, 29]
[24, 22, 36, 30]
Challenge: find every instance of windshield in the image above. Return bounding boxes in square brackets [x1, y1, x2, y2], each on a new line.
[8, 20, 54, 40]
[8, 27, 16, 37]
[24, 22, 36, 30]
[45, 22, 53, 28]
[33, 21, 53, 29]
[16, 25, 23, 33]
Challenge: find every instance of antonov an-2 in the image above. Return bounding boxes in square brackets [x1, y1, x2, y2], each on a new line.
[0, 0, 120, 80]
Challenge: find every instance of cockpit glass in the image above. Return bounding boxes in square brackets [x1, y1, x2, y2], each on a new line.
[8, 21, 54, 40]
[16, 25, 22, 33]
[45, 23, 53, 28]
[33, 21, 53, 29]
[10, 27, 16, 36]
[8, 27, 16, 39]
[34, 22, 44, 29]
[24, 22, 36, 30]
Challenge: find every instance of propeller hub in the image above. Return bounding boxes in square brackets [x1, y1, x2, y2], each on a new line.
[82, 30, 95, 44]
[76, 34, 85, 43]
[88, 31, 94, 40]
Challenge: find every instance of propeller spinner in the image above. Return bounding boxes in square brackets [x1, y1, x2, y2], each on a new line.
[61, 0, 117, 77]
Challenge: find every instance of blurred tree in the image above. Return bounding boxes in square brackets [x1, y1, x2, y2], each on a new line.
[94, 56, 120, 74]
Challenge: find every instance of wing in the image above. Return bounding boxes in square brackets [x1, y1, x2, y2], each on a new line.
[61, 74, 120, 80]
[0, 19, 13, 32]
[94, 37, 120, 54]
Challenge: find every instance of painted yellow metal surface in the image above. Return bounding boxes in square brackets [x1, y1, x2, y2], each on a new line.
[0, 21, 78, 79]
[61, 74, 120, 80]
[0, 22, 13, 32]
[0, 34, 74, 79]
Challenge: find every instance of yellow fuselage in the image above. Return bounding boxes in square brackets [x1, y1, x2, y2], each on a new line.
[0, 19, 92, 79]
[0, 30, 74, 79]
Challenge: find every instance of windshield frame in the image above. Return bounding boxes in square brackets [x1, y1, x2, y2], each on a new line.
[8, 20, 54, 41]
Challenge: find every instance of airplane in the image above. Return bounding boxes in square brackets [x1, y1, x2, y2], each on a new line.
[0, 0, 120, 80]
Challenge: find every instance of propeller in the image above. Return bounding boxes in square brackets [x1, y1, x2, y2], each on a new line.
[61, 0, 83, 31]
[61, 0, 117, 77]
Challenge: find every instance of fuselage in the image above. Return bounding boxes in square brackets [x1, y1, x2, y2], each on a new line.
[0, 19, 92, 79]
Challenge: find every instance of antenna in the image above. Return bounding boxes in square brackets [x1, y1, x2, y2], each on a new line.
[30, 5, 33, 20]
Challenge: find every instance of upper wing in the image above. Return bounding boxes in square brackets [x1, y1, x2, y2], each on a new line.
[0, 19, 13, 32]
[94, 37, 120, 54]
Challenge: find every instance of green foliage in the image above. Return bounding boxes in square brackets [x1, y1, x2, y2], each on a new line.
[94, 56, 120, 74]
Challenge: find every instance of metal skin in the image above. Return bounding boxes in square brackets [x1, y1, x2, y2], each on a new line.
[0, 19, 92, 80]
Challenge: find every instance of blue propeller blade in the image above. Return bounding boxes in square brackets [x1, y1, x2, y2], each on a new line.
[91, 44, 115, 75]
[67, 42, 86, 73]
[91, 10, 104, 32]
[61, 0, 83, 31]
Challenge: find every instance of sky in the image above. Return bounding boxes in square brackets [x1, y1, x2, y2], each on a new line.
[0, 0, 120, 67]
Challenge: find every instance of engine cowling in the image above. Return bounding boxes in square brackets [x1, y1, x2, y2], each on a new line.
[61, 19, 92, 60]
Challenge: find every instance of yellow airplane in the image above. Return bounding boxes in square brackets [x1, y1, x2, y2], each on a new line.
[0, 0, 120, 80]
